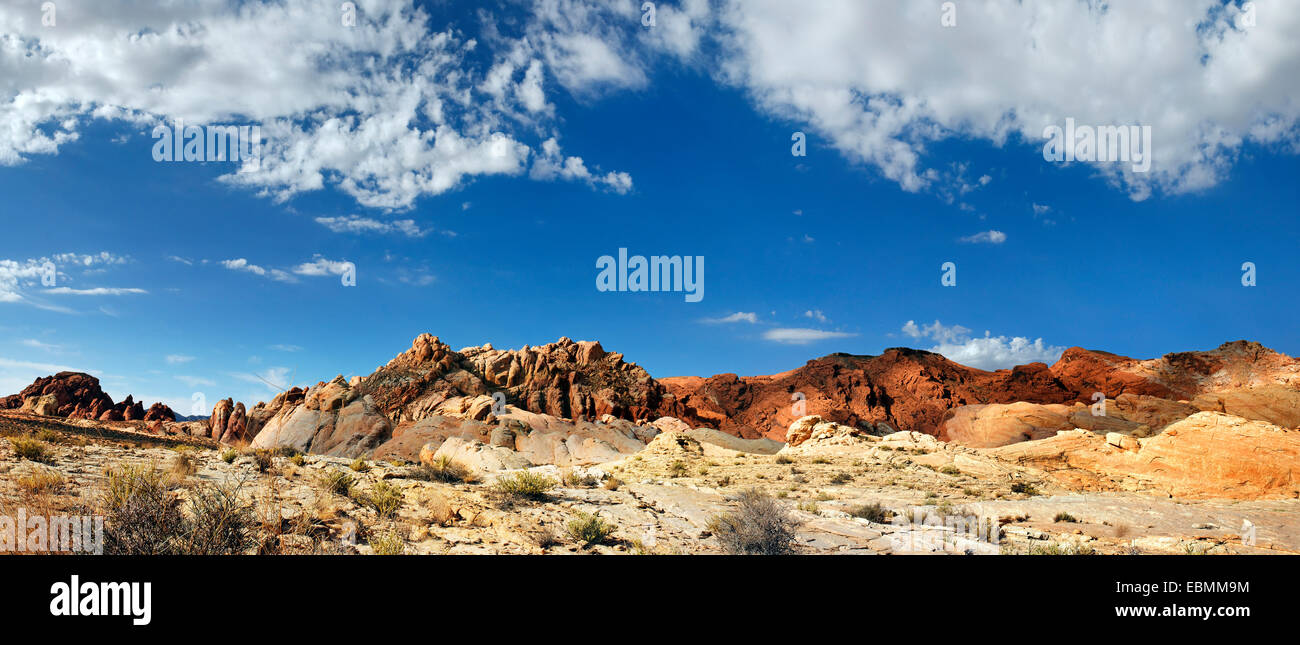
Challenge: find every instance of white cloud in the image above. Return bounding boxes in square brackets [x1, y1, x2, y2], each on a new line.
[762, 327, 857, 345]
[0, 356, 93, 399]
[530, 137, 633, 193]
[43, 287, 147, 296]
[175, 375, 215, 388]
[0, 1, 631, 209]
[293, 257, 354, 278]
[315, 215, 427, 238]
[900, 319, 1065, 370]
[269, 344, 303, 353]
[711, 0, 1300, 199]
[165, 355, 195, 365]
[803, 309, 828, 323]
[21, 339, 63, 352]
[702, 311, 758, 324]
[221, 258, 296, 283]
[958, 230, 1007, 244]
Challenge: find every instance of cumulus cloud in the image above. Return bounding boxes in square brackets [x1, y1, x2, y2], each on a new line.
[762, 327, 857, 345]
[0, 0, 632, 209]
[958, 230, 1007, 244]
[1, 251, 135, 309]
[901, 319, 1065, 370]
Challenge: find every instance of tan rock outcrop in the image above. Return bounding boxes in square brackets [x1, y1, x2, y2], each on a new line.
[987, 412, 1300, 500]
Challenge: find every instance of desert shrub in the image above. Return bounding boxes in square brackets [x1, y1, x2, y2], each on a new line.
[35, 428, 64, 444]
[603, 476, 623, 491]
[410, 455, 474, 484]
[368, 531, 404, 555]
[828, 472, 852, 485]
[773, 454, 793, 465]
[491, 471, 556, 502]
[811, 457, 831, 465]
[1010, 481, 1038, 496]
[360, 481, 404, 518]
[349, 458, 371, 473]
[102, 465, 186, 555]
[221, 448, 239, 464]
[170, 451, 198, 478]
[561, 468, 598, 488]
[251, 449, 275, 473]
[290, 454, 306, 466]
[1027, 542, 1096, 556]
[185, 479, 256, 555]
[533, 526, 562, 549]
[16, 468, 65, 495]
[668, 460, 689, 477]
[848, 502, 890, 523]
[566, 512, 616, 546]
[11, 437, 53, 463]
[1054, 512, 1078, 523]
[318, 470, 355, 497]
[939, 465, 962, 476]
[708, 488, 800, 555]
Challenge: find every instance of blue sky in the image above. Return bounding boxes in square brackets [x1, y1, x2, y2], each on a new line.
[1, 1, 1297, 414]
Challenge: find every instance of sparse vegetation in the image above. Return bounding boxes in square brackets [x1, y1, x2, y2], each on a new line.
[357, 480, 404, 518]
[16, 468, 64, 495]
[708, 489, 800, 555]
[1010, 481, 1038, 496]
[560, 468, 598, 488]
[491, 471, 556, 502]
[251, 449, 275, 473]
[773, 454, 793, 465]
[349, 458, 371, 473]
[11, 437, 53, 463]
[1054, 512, 1078, 523]
[290, 453, 306, 466]
[566, 512, 616, 546]
[170, 451, 198, 478]
[668, 460, 689, 477]
[602, 476, 623, 491]
[939, 465, 961, 476]
[318, 469, 355, 497]
[221, 448, 239, 464]
[828, 472, 852, 484]
[848, 502, 890, 523]
[368, 531, 405, 555]
[186, 479, 256, 555]
[102, 464, 185, 555]
[410, 455, 474, 484]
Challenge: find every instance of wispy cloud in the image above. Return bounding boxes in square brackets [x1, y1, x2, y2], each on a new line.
[315, 216, 428, 238]
[165, 355, 195, 365]
[762, 328, 857, 345]
[269, 344, 302, 352]
[958, 230, 1007, 244]
[43, 287, 147, 296]
[702, 312, 758, 324]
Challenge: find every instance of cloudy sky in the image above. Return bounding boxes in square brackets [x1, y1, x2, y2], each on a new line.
[2, 0, 1297, 413]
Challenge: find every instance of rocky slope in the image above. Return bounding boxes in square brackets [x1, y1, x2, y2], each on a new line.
[0, 371, 175, 422]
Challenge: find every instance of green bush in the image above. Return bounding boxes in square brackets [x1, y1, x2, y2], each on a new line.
[566, 512, 615, 546]
[491, 471, 556, 502]
[11, 437, 53, 463]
